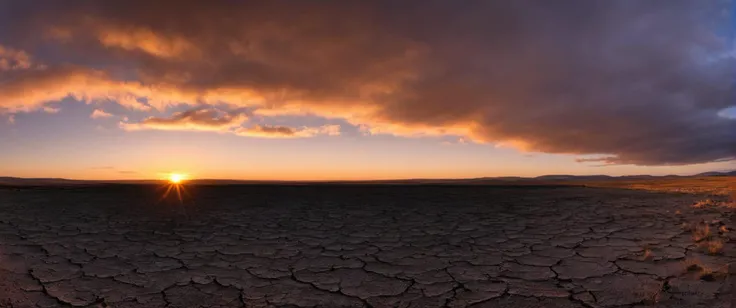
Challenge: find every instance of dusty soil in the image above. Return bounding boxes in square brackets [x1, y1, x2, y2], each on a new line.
[0, 185, 733, 307]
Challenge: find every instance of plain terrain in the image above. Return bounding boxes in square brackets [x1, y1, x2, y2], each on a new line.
[0, 182, 734, 307]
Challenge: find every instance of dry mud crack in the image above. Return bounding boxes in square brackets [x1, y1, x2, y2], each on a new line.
[0, 185, 733, 307]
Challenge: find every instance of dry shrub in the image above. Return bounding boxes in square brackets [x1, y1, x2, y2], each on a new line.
[700, 239, 724, 255]
[682, 258, 727, 281]
[693, 199, 717, 208]
[699, 265, 728, 281]
[692, 224, 712, 242]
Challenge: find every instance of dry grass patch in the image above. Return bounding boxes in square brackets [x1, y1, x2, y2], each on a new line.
[691, 224, 712, 242]
[578, 176, 735, 196]
[700, 239, 724, 255]
[691, 223, 725, 254]
[693, 199, 717, 208]
[699, 265, 728, 281]
[682, 258, 728, 281]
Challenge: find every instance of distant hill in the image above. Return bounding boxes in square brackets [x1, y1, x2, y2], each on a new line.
[0, 177, 91, 186]
[534, 175, 612, 181]
[0, 177, 159, 186]
[618, 175, 657, 179]
[0, 171, 733, 186]
[695, 170, 736, 177]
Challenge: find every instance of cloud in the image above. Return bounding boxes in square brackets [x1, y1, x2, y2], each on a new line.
[120, 106, 340, 138]
[0, 1, 734, 165]
[120, 107, 248, 132]
[42, 106, 60, 114]
[0, 45, 33, 71]
[719, 106, 736, 119]
[90, 109, 113, 119]
[0, 66, 203, 112]
[235, 124, 341, 138]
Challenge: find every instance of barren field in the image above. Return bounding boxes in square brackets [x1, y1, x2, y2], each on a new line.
[0, 185, 734, 307]
[579, 176, 736, 196]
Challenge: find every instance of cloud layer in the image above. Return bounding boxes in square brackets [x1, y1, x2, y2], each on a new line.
[0, 0, 734, 164]
[119, 107, 339, 138]
[235, 125, 341, 139]
[90, 109, 112, 119]
[120, 108, 248, 132]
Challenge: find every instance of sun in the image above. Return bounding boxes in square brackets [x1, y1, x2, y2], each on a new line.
[168, 173, 186, 184]
[159, 173, 190, 203]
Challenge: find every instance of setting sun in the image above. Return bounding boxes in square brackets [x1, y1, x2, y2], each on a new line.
[168, 173, 186, 184]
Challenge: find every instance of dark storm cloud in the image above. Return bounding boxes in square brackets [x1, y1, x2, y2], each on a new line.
[0, 0, 734, 165]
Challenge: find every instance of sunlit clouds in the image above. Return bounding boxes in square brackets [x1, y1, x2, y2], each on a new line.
[115, 107, 342, 138]
[90, 109, 113, 119]
[0, 45, 33, 71]
[0, 0, 734, 170]
[97, 27, 196, 59]
[235, 124, 341, 139]
[120, 107, 249, 132]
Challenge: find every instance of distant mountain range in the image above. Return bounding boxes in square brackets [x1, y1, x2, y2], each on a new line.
[694, 171, 736, 177]
[0, 171, 733, 186]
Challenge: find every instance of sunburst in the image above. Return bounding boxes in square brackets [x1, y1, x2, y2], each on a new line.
[159, 173, 190, 203]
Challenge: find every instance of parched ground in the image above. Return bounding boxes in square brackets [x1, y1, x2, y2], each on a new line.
[0, 185, 734, 308]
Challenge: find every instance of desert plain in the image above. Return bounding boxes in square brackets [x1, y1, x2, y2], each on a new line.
[0, 177, 735, 307]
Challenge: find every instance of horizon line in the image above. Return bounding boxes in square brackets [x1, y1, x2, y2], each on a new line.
[2, 171, 733, 183]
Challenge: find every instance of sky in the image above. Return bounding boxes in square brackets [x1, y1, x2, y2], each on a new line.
[0, 0, 735, 181]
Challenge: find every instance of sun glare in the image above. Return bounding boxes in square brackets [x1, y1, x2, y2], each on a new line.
[169, 173, 186, 184]
[160, 173, 190, 204]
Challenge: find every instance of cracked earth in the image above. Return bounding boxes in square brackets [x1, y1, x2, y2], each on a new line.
[0, 185, 734, 307]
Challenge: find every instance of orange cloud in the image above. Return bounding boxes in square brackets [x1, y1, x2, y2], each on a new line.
[120, 107, 248, 132]
[90, 109, 113, 119]
[0, 45, 33, 71]
[0, 67, 211, 111]
[119, 107, 340, 138]
[42, 106, 60, 114]
[97, 27, 196, 59]
[235, 124, 341, 138]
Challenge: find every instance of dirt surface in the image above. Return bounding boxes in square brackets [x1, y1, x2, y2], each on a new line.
[0, 185, 733, 307]
[579, 176, 736, 196]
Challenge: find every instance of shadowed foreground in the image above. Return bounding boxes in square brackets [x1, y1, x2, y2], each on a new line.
[0, 185, 733, 307]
